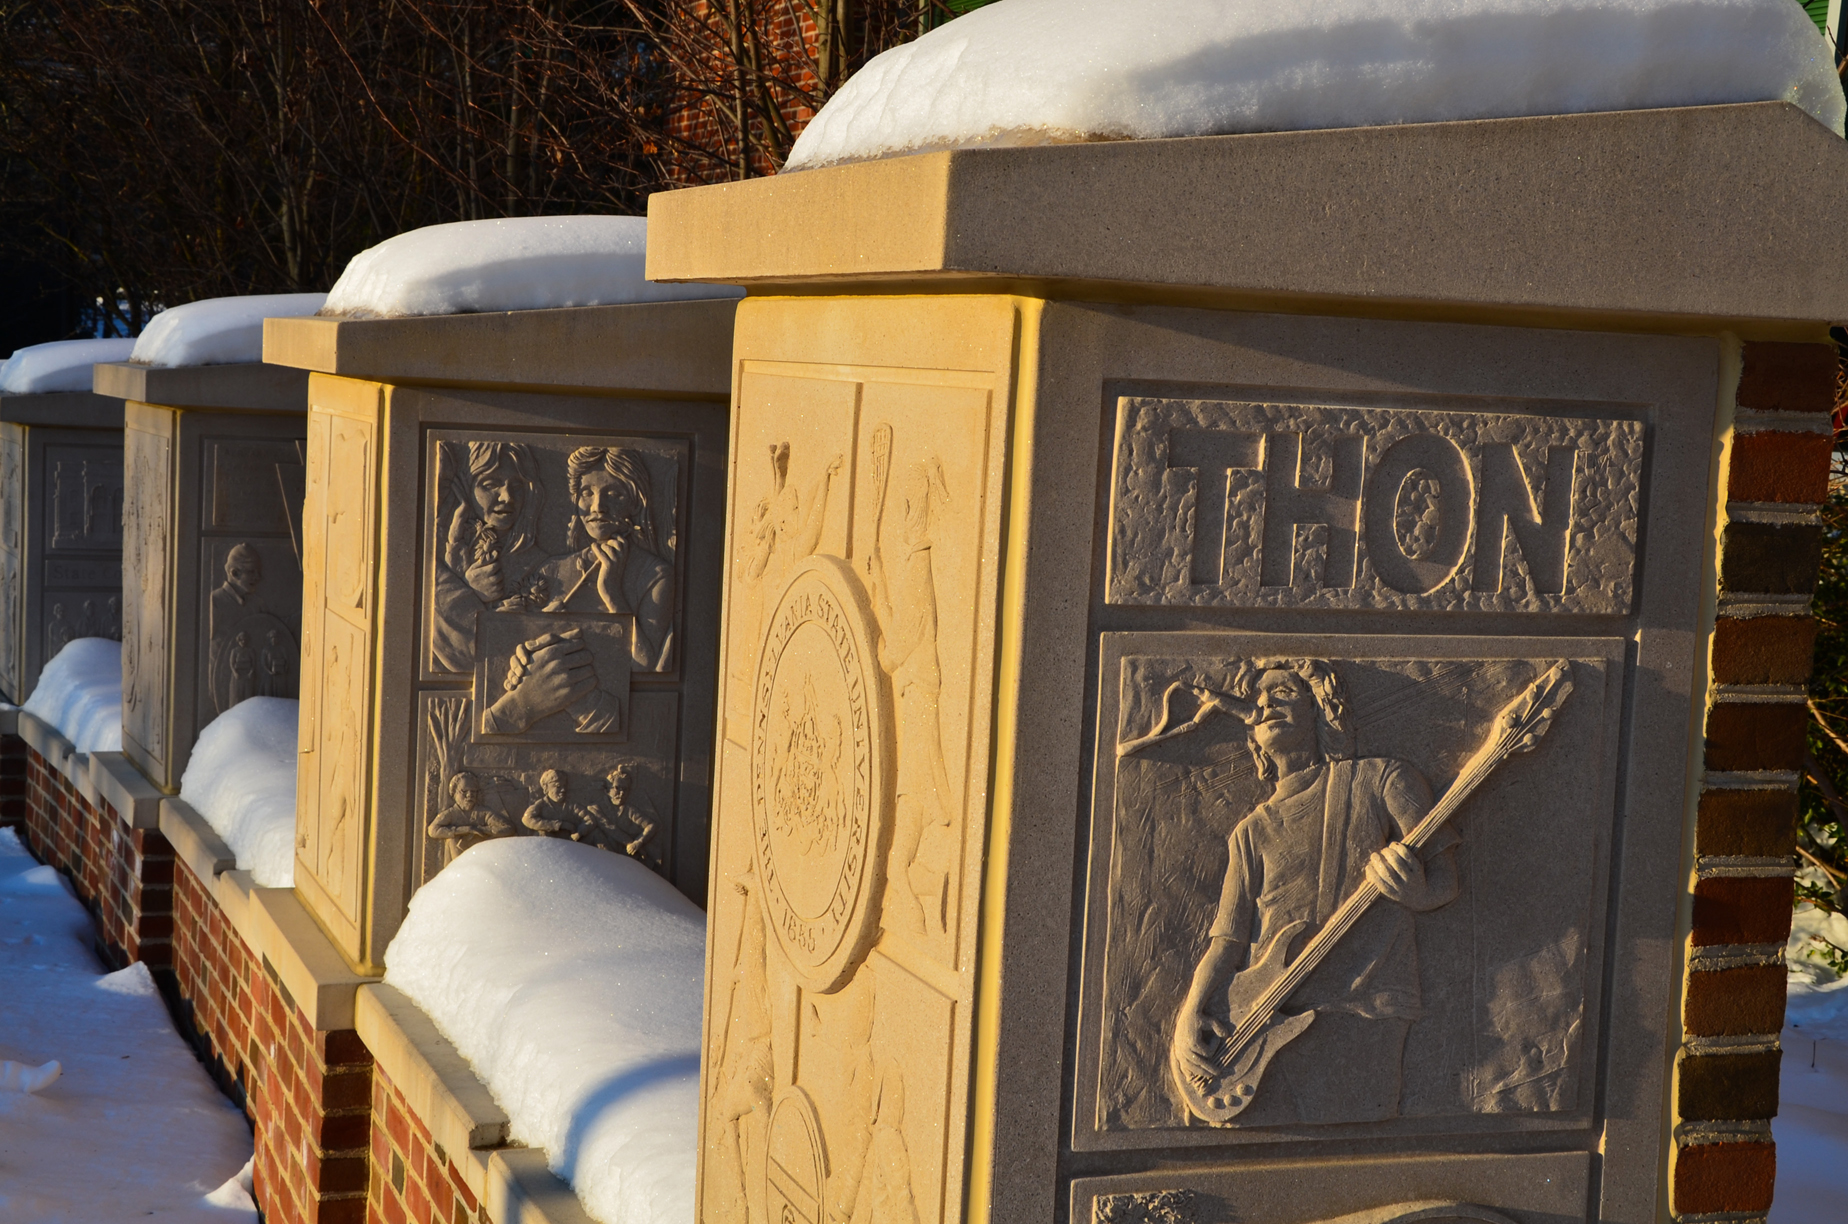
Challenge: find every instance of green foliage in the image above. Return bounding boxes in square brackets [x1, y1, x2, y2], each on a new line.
[1800, 394, 1848, 972]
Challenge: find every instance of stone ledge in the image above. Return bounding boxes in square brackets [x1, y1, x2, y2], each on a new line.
[263, 298, 737, 397]
[212, 869, 260, 950]
[159, 797, 236, 889]
[485, 1147, 599, 1224]
[91, 752, 164, 829]
[0, 706, 16, 737]
[93, 360, 308, 413]
[247, 886, 379, 1031]
[355, 983, 510, 1161]
[648, 102, 1848, 333]
[0, 389, 123, 428]
[15, 710, 75, 778]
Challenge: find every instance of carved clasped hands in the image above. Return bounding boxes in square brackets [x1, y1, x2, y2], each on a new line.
[485, 630, 600, 733]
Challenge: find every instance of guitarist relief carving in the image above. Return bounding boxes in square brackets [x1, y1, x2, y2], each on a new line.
[1095, 646, 1601, 1133]
[1157, 659, 1471, 1125]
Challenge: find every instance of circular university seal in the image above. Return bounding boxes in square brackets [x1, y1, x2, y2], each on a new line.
[750, 555, 892, 994]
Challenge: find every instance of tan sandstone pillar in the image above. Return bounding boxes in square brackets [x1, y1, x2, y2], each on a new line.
[262, 299, 736, 974]
[646, 102, 1848, 1224]
[92, 361, 310, 792]
[0, 389, 124, 703]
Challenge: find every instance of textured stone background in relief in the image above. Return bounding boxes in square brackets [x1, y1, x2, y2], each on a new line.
[1094, 650, 1613, 1133]
[1108, 398, 1643, 613]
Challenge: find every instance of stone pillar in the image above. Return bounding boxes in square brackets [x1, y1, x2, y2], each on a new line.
[92, 360, 310, 792]
[0, 389, 124, 703]
[646, 102, 1848, 1224]
[262, 299, 735, 973]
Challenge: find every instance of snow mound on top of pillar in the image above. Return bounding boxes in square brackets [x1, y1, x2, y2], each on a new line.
[22, 638, 122, 753]
[784, 0, 1846, 172]
[179, 697, 299, 888]
[385, 837, 705, 1224]
[0, 338, 135, 394]
[129, 294, 326, 367]
[320, 216, 744, 319]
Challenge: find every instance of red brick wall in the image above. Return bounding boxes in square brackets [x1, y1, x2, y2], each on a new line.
[170, 860, 261, 1110]
[18, 745, 172, 969]
[1670, 339, 1836, 1220]
[247, 951, 375, 1224]
[662, 0, 820, 182]
[369, 1063, 492, 1224]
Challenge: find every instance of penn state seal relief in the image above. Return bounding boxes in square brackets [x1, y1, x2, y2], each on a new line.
[750, 555, 892, 993]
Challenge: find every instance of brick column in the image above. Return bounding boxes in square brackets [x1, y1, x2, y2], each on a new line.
[0, 731, 26, 830]
[1671, 340, 1835, 1221]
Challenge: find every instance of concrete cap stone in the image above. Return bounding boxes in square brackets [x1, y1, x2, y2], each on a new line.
[261, 297, 736, 397]
[0, 390, 123, 428]
[646, 101, 1848, 333]
[93, 361, 308, 413]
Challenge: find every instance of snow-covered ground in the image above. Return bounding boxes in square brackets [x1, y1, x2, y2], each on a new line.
[0, 827, 255, 1221]
[178, 698, 299, 888]
[130, 294, 326, 367]
[384, 838, 705, 1224]
[22, 638, 122, 753]
[785, 0, 1844, 171]
[0, 339, 136, 394]
[320, 215, 741, 319]
[1773, 898, 1848, 1223]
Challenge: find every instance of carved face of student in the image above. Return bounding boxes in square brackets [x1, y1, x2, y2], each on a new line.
[470, 457, 526, 535]
[225, 549, 262, 595]
[451, 775, 481, 810]
[1250, 669, 1318, 759]
[541, 770, 568, 803]
[606, 767, 631, 806]
[576, 469, 642, 544]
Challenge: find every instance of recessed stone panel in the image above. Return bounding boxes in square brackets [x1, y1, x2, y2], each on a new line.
[0, 409, 124, 704]
[1075, 633, 1623, 1147]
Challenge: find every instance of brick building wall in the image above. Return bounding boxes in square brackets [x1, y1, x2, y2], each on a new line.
[17, 745, 173, 969]
[1669, 340, 1837, 1221]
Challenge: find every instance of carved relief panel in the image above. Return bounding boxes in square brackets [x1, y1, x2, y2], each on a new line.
[1108, 398, 1644, 613]
[196, 436, 306, 726]
[1074, 633, 1625, 1149]
[18, 430, 124, 701]
[296, 406, 378, 948]
[699, 366, 1008, 1224]
[121, 423, 172, 762]
[408, 430, 692, 893]
[0, 425, 23, 701]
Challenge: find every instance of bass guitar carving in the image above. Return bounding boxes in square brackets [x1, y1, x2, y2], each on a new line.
[1157, 661, 1575, 1124]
